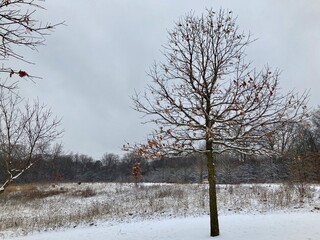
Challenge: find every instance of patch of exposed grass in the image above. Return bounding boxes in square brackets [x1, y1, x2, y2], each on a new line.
[3, 184, 38, 194]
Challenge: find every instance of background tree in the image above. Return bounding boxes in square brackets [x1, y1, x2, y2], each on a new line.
[126, 9, 309, 237]
[193, 152, 206, 183]
[0, 0, 62, 89]
[0, 89, 62, 194]
[286, 110, 320, 184]
[0, 1, 62, 192]
[101, 152, 120, 180]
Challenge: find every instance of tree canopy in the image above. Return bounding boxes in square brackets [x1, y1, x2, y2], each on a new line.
[126, 9, 309, 237]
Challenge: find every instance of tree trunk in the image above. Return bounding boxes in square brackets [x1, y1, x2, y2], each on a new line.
[206, 141, 220, 237]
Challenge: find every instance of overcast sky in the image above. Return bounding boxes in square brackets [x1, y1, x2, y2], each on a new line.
[14, 0, 320, 159]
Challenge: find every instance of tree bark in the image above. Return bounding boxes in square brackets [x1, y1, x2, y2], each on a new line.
[206, 140, 219, 237]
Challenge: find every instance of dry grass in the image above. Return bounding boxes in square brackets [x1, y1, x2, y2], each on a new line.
[1, 184, 68, 201]
[217, 183, 318, 214]
[70, 187, 97, 198]
[0, 182, 318, 237]
[3, 184, 38, 193]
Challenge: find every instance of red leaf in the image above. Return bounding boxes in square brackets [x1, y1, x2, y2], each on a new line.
[18, 70, 28, 78]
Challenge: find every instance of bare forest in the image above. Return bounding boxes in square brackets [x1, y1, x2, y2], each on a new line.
[1, 108, 319, 185]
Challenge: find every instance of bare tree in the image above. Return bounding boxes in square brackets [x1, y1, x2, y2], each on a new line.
[287, 115, 319, 182]
[125, 9, 309, 237]
[0, 89, 62, 194]
[102, 153, 120, 168]
[101, 152, 120, 180]
[311, 107, 320, 150]
[0, 0, 62, 89]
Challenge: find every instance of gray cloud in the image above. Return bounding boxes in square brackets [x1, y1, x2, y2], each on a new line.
[14, 0, 320, 159]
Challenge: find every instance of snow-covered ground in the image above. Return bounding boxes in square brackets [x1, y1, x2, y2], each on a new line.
[8, 213, 320, 240]
[1, 182, 319, 239]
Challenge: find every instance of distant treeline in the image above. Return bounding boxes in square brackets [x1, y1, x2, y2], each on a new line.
[1, 109, 319, 184]
[0, 151, 318, 185]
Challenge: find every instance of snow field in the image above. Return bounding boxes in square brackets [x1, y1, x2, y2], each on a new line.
[7, 213, 320, 240]
[0, 182, 319, 238]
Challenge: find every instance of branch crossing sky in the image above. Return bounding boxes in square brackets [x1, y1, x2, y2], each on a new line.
[14, 0, 320, 159]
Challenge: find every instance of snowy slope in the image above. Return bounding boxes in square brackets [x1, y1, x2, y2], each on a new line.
[8, 213, 320, 240]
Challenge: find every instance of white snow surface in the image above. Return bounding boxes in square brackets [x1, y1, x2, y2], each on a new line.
[8, 212, 320, 240]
